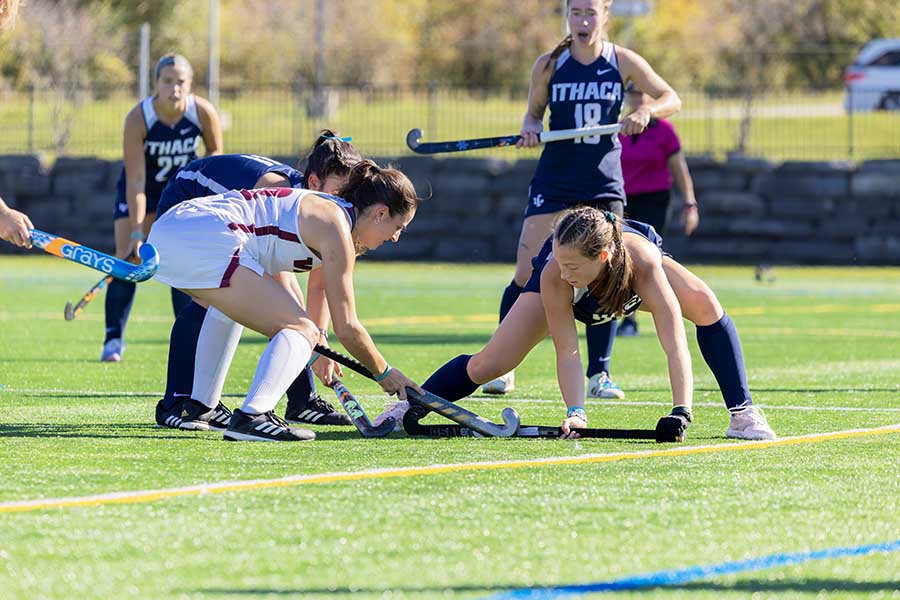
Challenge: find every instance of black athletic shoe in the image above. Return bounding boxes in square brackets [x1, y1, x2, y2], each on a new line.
[224, 409, 316, 442]
[284, 394, 352, 426]
[155, 398, 184, 429]
[178, 399, 233, 431]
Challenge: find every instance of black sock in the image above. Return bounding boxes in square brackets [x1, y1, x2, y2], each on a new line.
[498, 280, 524, 323]
[285, 367, 316, 412]
[161, 301, 207, 411]
[585, 320, 618, 377]
[104, 279, 136, 342]
[696, 313, 752, 412]
[423, 354, 478, 402]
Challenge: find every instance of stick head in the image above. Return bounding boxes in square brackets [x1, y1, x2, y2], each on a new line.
[64, 302, 76, 321]
[128, 243, 160, 282]
[405, 128, 424, 151]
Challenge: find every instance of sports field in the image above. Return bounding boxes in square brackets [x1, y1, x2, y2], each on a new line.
[1, 256, 900, 598]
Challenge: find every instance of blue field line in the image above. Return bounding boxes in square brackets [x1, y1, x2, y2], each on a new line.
[485, 539, 900, 599]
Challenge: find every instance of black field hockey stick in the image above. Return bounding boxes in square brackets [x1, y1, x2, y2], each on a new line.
[313, 344, 520, 437]
[402, 407, 681, 442]
[326, 379, 396, 438]
[64, 275, 113, 321]
[405, 124, 621, 155]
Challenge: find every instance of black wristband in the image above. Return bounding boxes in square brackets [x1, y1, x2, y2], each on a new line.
[671, 406, 693, 422]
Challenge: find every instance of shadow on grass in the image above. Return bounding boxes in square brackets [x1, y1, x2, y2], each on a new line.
[240, 332, 494, 346]
[0, 423, 216, 440]
[199, 578, 900, 596]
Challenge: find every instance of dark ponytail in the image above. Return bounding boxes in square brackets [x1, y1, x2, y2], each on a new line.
[554, 207, 634, 316]
[300, 129, 363, 182]
[544, 35, 574, 71]
[338, 159, 420, 218]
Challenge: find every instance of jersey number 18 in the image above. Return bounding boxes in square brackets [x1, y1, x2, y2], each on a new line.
[573, 103, 604, 144]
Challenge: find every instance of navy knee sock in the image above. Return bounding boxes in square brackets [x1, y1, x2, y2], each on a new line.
[696, 313, 752, 412]
[423, 354, 478, 402]
[104, 279, 136, 342]
[285, 367, 317, 412]
[585, 320, 618, 377]
[170, 288, 193, 318]
[499, 281, 524, 323]
[161, 301, 207, 411]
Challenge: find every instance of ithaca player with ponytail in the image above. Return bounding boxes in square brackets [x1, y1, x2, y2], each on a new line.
[153, 131, 363, 431]
[483, 0, 681, 402]
[102, 53, 223, 363]
[380, 207, 776, 441]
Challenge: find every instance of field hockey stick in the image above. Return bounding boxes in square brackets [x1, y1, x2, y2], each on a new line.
[405, 124, 621, 154]
[64, 275, 113, 321]
[402, 405, 680, 442]
[309, 354, 397, 438]
[29, 229, 159, 283]
[312, 344, 520, 437]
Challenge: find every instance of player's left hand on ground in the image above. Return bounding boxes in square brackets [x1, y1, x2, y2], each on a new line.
[620, 106, 652, 136]
[560, 415, 587, 439]
[377, 367, 422, 400]
[655, 405, 692, 442]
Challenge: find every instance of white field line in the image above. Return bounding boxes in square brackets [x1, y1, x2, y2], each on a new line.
[1, 387, 899, 413]
[2, 423, 899, 514]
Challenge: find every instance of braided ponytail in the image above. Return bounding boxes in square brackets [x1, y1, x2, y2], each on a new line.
[554, 207, 634, 317]
[544, 35, 574, 71]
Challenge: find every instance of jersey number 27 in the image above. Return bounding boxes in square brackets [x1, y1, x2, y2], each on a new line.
[156, 155, 191, 183]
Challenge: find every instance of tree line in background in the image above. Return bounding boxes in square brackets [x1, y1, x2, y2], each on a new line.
[0, 0, 896, 94]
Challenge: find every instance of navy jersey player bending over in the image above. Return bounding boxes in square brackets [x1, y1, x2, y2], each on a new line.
[483, 0, 681, 404]
[380, 207, 776, 441]
[102, 53, 223, 363]
[154, 132, 363, 431]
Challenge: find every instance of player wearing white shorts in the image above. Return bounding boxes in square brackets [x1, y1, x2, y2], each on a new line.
[148, 160, 423, 441]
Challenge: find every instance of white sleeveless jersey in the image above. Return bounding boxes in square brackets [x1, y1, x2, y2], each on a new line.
[149, 186, 355, 289]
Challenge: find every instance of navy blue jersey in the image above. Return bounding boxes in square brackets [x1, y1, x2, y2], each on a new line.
[157, 154, 304, 217]
[522, 219, 664, 325]
[113, 95, 204, 218]
[530, 41, 625, 206]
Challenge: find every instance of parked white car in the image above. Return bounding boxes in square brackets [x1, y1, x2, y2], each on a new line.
[844, 38, 900, 112]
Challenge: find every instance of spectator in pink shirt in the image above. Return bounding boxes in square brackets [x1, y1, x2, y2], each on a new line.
[618, 82, 699, 336]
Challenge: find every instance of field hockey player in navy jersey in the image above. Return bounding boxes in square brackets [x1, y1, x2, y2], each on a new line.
[483, 0, 681, 404]
[154, 132, 364, 431]
[102, 53, 224, 363]
[386, 207, 775, 441]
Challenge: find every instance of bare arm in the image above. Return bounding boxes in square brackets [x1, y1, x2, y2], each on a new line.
[0, 196, 34, 248]
[516, 53, 554, 148]
[630, 240, 693, 409]
[616, 47, 682, 135]
[196, 97, 224, 157]
[540, 259, 589, 436]
[123, 107, 148, 258]
[667, 151, 699, 235]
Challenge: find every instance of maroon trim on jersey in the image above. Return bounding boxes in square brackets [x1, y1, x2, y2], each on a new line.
[238, 188, 294, 201]
[227, 222, 300, 243]
[219, 250, 241, 288]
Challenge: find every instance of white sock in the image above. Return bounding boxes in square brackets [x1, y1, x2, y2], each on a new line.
[242, 328, 312, 415]
[192, 307, 243, 408]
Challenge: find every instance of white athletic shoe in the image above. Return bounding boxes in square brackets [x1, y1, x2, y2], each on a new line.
[373, 400, 409, 433]
[587, 371, 625, 399]
[482, 371, 515, 395]
[101, 338, 124, 362]
[726, 406, 776, 440]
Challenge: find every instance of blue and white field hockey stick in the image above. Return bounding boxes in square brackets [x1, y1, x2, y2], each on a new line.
[29, 229, 159, 283]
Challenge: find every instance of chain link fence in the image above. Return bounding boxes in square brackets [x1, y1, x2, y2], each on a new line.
[0, 83, 897, 162]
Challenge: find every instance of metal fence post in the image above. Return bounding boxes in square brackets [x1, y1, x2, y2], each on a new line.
[27, 85, 35, 154]
[846, 86, 854, 162]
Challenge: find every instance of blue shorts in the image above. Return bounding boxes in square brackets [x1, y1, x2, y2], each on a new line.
[113, 174, 162, 220]
[524, 183, 625, 219]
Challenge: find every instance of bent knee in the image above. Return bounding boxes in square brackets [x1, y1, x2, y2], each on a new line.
[684, 289, 723, 326]
[283, 318, 319, 347]
[467, 352, 508, 384]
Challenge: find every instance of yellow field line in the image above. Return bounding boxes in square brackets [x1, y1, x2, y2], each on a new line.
[2, 424, 898, 514]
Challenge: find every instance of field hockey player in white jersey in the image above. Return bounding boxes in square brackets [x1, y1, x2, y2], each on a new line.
[148, 161, 423, 441]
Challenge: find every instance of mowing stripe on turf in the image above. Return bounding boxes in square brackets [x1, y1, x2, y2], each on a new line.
[483, 538, 900, 598]
[3, 388, 900, 413]
[1, 424, 898, 514]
